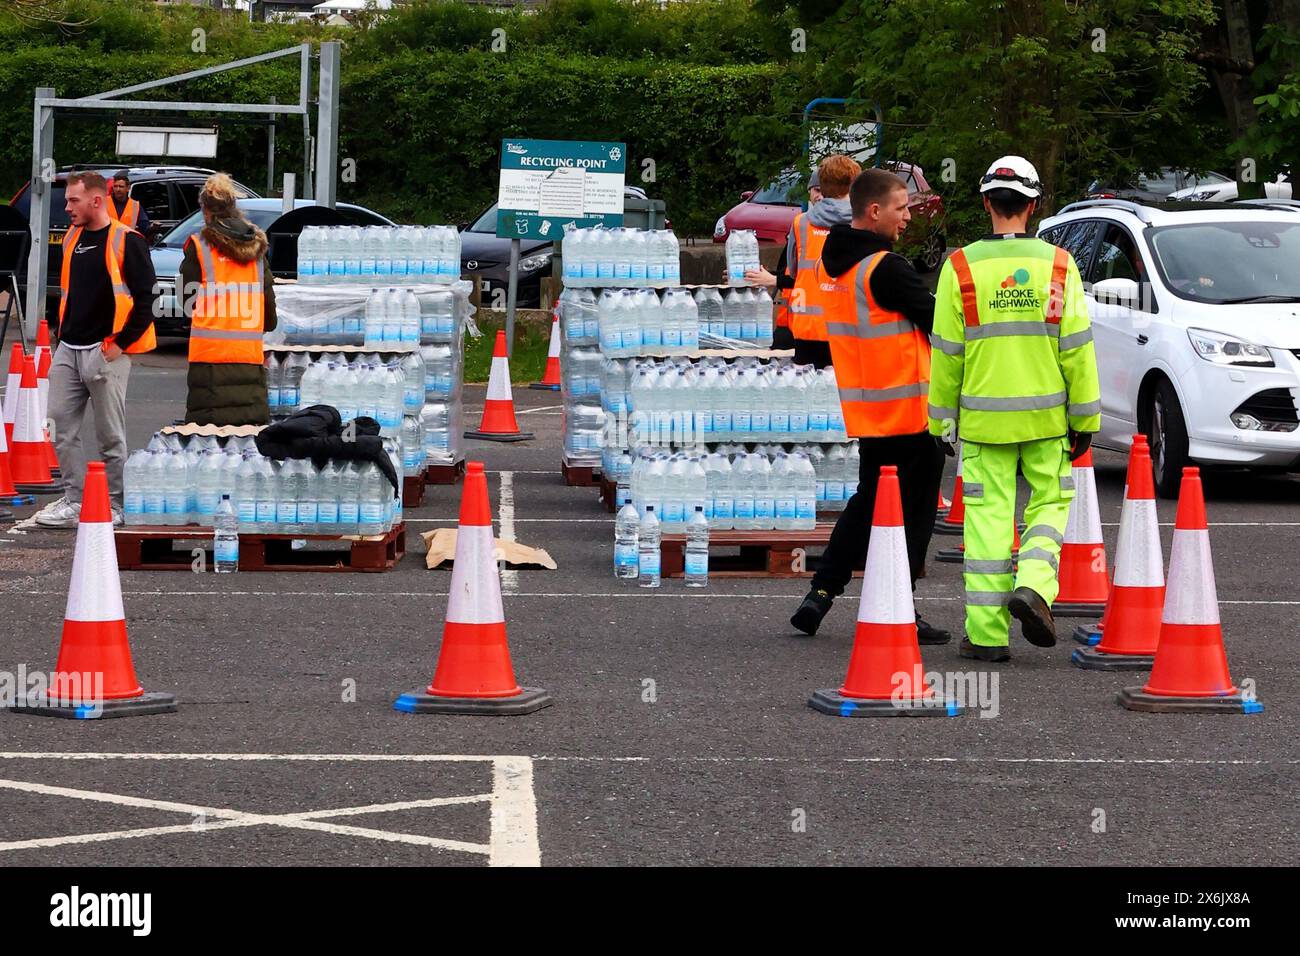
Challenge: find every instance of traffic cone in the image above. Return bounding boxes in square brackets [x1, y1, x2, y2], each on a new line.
[10, 355, 63, 494]
[1073, 439, 1163, 669]
[529, 310, 561, 390]
[0, 417, 23, 514]
[10, 462, 176, 718]
[936, 488, 950, 518]
[395, 460, 551, 715]
[34, 319, 51, 373]
[810, 466, 964, 718]
[1118, 467, 1262, 714]
[3, 343, 21, 446]
[934, 446, 964, 534]
[1072, 436, 1148, 646]
[36, 346, 60, 476]
[465, 330, 534, 442]
[1054, 448, 1108, 616]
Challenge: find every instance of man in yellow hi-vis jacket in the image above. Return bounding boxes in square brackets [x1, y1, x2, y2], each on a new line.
[927, 156, 1101, 662]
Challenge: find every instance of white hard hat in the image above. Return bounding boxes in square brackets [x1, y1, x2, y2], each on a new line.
[979, 155, 1042, 198]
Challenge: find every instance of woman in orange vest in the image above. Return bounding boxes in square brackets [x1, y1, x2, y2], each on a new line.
[178, 173, 277, 425]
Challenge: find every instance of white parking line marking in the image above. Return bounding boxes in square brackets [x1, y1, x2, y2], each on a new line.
[516, 405, 563, 415]
[498, 470, 518, 595]
[0, 755, 540, 865]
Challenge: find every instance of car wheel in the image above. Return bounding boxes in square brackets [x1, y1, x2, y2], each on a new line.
[1145, 378, 1190, 499]
[913, 231, 946, 274]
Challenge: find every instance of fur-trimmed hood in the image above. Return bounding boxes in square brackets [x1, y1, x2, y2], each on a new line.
[200, 216, 268, 263]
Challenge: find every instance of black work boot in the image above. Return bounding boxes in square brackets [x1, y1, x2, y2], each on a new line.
[958, 637, 1011, 662]
[791, 588, 834, 636]
[1007, 586, 1057, 647]
[916, 615, 952, 645]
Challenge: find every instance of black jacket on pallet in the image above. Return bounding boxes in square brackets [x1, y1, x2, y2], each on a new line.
[254, 405, 400, 494]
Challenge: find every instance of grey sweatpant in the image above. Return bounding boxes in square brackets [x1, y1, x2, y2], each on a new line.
[48, 344, 131, 508]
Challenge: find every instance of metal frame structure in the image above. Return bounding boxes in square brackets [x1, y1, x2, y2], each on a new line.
[24, 41, 341, 335]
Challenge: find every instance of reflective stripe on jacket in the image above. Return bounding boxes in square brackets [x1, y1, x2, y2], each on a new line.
[823, 251, 930, 437]
[186, 235, 266, 365]
[59, 222, 157, 355]
[927, 237, 1101, 444]
[787, 212, 833, 342]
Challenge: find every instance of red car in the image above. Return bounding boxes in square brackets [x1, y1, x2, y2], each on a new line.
[713, 161, 948, 273]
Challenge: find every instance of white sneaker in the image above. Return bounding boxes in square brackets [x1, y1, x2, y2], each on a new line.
[34, 497, 81, 529]
[111, 508, 123, 527]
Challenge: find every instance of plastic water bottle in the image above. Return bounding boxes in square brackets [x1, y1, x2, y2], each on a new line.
[772, 452, 795, 531]
[122, 449, 148, 525]
[792, 452, 817, 531]
[825, 444, 847, 508]
[440, 225, 460, 282]
[381, 288, 402, 344]
[663, 230, 680, 285]
[298, 461, 320, 534]
[752, 453, 775, 531]
[723, 290, 743, 339]
[637, 505, 661, 588]
[213, 495, 238, 572]
[684, 506, 709, 587]
[358, 462, 386, 535]
[282, 352, 309, 409]
[265, 353, 283, 414]
[594, 227, 616, 283]
[725, 230, 747, 285]
[614, 501, 639, 580]
[337, 462, 360, 534]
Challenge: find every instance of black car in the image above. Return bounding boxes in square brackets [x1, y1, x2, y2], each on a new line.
[9, 164, 261, 321]
[459, 185, 664, 308]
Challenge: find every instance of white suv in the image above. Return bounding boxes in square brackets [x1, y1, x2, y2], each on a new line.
[1038, 199, 1300, 497]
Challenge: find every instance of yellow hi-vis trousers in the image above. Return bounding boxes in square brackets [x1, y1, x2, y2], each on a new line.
[960, 437, 1076, 647]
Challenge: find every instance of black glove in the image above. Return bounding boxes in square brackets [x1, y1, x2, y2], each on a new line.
[1068, 430, 1093, 461]
[936, 434, 955, 457]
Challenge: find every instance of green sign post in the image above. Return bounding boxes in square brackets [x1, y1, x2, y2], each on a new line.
[495, 139, 627, 355]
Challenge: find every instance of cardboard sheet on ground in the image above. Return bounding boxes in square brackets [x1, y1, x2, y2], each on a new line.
[421, 528, 556, 571]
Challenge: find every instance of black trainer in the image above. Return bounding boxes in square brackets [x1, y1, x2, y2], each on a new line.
[958, 637, 1011, 662]
[791, 589, 834, 636]
[1007, 586, 1057, 647]
[916, 615, 952, 645]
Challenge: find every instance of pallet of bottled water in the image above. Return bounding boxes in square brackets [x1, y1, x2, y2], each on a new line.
[615, 355, 849, 448]
[615, 443, 860, 528]
[270, 280, 473, 348]
[123, 432, 404, 538]
[265, 348, 463, 472]
[296, 225, 462, 286]
[561, 226, 680, 288]
[561, 285, 775, 357]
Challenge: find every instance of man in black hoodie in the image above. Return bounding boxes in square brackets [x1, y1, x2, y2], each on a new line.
[790, 168, 950, 643]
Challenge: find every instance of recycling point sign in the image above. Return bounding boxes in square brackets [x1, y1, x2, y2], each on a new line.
[495, 138, 627, 241]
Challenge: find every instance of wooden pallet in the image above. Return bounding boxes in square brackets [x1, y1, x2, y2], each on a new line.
[562, 461, 602, 487]
[423, 460, 466, 485]
[598, 477, 618, 513]
[660, 526, 843, 579]
[402, 473, 425, 509]
[115, 524, 405, 573]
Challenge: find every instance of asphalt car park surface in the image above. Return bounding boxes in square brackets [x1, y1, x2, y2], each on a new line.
[0, 339, 1295, 866]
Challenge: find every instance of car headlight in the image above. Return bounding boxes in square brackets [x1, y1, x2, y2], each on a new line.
[519, 253, 551, 273]
[714, 217, 728, 239]
[1187, 189, 1221, 201]
[1187, 328, 1274, 367]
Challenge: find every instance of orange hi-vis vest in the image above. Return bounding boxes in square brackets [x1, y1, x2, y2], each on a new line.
[106, 194, 141, 229]
[185, 235, 266, 364]
[787, 211, 834, 342]
[59, 221, 156, 354]
[823, 251, 930, 438]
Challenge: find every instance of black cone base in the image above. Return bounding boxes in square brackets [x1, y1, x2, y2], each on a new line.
[933, 520, 964, 536]
[394, 687, 552, 715]
[1071, 647, 1154, 671]
[528, 383, 560, 391]
[1053, 601, 1106, 618]
[464, 430, 534, 443]
[15, 479, 65, 495]
[1073, 624, 1103, 645]
[809, 689, 964, 718]
[10, 691, 177, 719]
[935, 547, 964, 564]
[1118, 686, 1263, 714]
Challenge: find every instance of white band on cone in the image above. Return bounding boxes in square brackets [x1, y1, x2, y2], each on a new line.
[3, 373, 18, 424]
[64, 521, 126, 622]
[856, 524, 915, 625]
[485, 356, 513, 402]
[1112, 498, 1164, 588]
[547, 322, 561, 359]
[1161, 528, 1220, 625]
[1063, 463, 1103, 543]
[445, 523, 506, 626]
[0, 417, 8, 454]
[13, 384, 43, 443]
